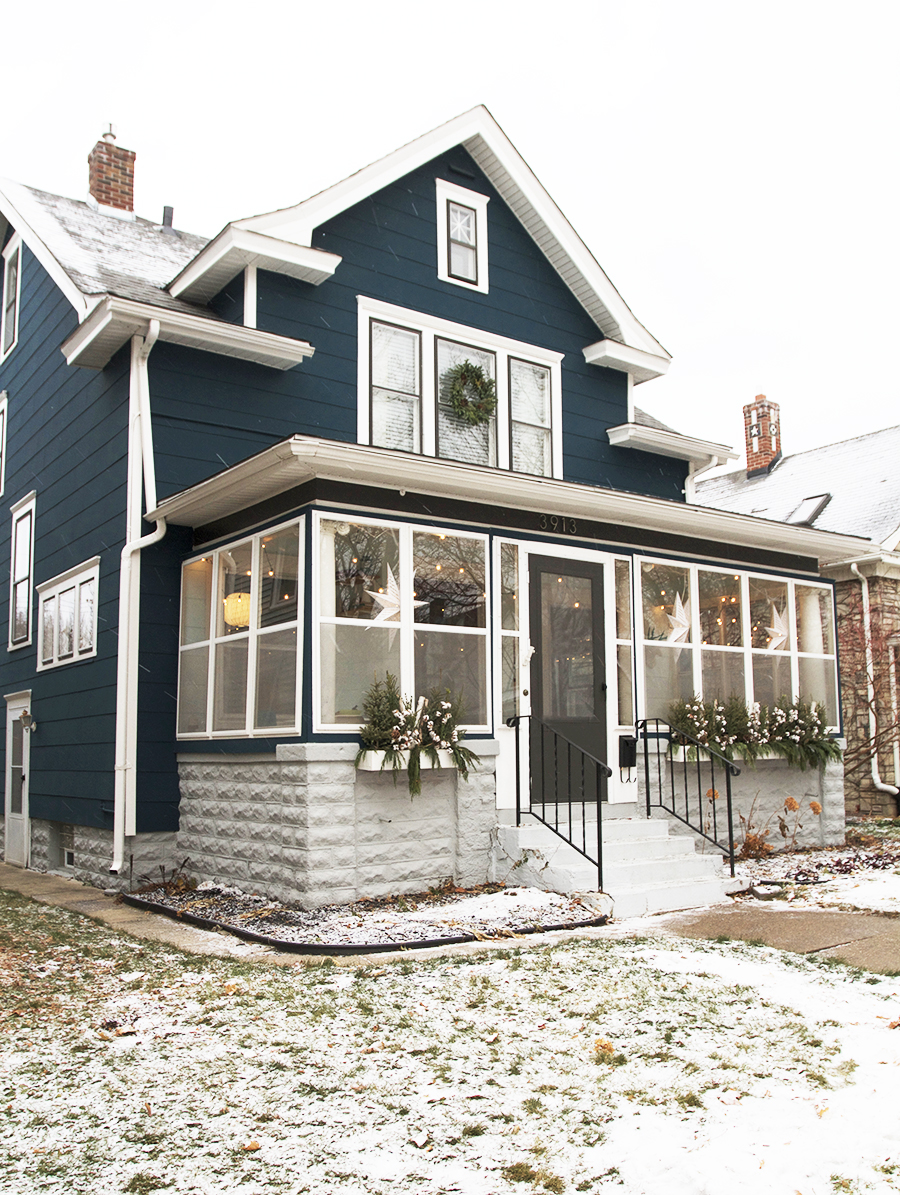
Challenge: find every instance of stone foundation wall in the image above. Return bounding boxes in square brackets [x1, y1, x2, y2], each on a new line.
[643, 754, 845, 852]
[175, 742, 499, 908]
[25, 821, 177, 890]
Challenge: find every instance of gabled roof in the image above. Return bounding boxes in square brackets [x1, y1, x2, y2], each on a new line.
[697, 424, 900, 549]
[230, 106, 669, 362]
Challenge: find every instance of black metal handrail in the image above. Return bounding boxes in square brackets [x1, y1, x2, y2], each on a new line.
[507, 714, 612, 891]
[637, 718, 739, 876]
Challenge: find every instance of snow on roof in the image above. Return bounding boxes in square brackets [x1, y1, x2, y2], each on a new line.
[7, 180, 211, 317]
[697, 424, 900, 546]
[633, 406, 680, 435]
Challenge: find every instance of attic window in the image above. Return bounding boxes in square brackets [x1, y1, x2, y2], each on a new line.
[1, 236, 22, 359]
[435, 179, 489, 295]
[787, 494, 831, 525]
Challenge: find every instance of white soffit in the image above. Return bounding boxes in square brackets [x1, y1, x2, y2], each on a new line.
[168, 227, 342, 302]
[607, 423, 738, 467]
[583, 339, 671, 384]
[62, 296, 314, 370]
[146, 436, 873, 566]
[231, 107, 670, 358]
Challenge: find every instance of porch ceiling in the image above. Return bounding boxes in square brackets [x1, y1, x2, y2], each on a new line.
[146, 435, 876, 566]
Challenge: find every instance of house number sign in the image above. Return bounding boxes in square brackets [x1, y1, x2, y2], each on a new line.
[538, 514, 578, 534]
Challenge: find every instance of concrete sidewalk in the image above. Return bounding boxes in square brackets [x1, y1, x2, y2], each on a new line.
[2, 861, 900, 972]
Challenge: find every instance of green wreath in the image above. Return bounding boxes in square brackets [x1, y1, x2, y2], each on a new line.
[444, 360, 497, 427]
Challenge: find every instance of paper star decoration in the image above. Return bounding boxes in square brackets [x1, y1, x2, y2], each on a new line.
[365, 565, 427, 624]
[666, 592, 691, 643]
[766, 604, 789, 650]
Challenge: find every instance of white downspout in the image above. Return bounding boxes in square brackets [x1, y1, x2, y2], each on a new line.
[849, 562, 899, 799]
[684, 454, 719, 504]
[111, 321, 167, 873]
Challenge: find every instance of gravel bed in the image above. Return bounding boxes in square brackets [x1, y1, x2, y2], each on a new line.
[131, 881, 610, 949]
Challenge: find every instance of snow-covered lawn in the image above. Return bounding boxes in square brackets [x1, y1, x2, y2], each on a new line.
[2, 888, 900, 1194]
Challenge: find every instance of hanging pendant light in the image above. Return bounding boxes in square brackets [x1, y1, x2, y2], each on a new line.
[224, 592, 251, 628]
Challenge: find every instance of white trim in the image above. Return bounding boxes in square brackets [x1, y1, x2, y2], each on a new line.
[0, 391, 8, 498]
[146, 434, 875, 568]
[1, 235, 22, 361]
[36, 557, 100, 670]
[0, 180, 91, 320]
[8, 491, 35, 651]
[168, 225, 342, 302]
[61, 296, 316, 372]
[607, 422, 737, 468]
[583, 338, 671, 385]
[233, 107, 669, 357]
[243, 265, 257, 330]
[357, 295, 563, 477]
[435, 179, 489, 294]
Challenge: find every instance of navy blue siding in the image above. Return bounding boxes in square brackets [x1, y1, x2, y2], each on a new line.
[150, 148, 685, 503]
[0, 246, 135, 831]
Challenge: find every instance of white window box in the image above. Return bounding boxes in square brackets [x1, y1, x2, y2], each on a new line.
[356, 748, 457, 771]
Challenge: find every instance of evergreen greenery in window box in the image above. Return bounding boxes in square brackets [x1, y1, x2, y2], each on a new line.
[667, 694, 842, 771]
[354, 673, 479, 796]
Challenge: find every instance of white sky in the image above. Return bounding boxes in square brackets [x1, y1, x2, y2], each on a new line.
[5, 0, 898, 461]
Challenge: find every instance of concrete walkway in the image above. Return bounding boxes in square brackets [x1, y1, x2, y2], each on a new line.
[2, 861, 900, 973]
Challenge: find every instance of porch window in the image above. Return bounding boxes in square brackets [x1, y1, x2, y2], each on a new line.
[637, 559, 839, 727]
[361, 298, 563, 478]
[316, 515, 489, 730]
[497, 541, 523, 724]
[614, 559, 634, 726]
[177, 520, 303, 736]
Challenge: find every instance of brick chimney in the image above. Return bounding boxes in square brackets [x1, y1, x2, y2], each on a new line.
[743, 396, 782, 477]
[88, 128, 135, 213]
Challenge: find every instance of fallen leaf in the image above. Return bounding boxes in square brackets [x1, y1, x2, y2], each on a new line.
[242, 1141, 260, 1152]
[816, 1106, 829, 1118]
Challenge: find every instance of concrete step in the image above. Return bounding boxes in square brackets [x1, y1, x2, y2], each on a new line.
[491, 814, 730, 916]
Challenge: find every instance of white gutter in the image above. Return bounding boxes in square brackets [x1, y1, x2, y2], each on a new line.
[111, 321, 167, 874]
[684, 454, 722, 504]
[849, 562, 899, 800]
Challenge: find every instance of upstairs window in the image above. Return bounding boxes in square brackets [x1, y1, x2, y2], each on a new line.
[1, 237, 21, 359]
[9, 492, 35, 649]
[359, 298, 562, 478]
[435, 179, 489, 294]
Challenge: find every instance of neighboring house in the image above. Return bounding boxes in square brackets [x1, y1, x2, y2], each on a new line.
[0, 110, 870, 911]
[698, 398, 900, 816]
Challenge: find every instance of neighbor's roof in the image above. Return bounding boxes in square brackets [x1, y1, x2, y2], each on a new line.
[697, 424, 900, 549]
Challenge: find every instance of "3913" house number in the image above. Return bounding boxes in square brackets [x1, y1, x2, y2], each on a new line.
[538, 514, 578, 534]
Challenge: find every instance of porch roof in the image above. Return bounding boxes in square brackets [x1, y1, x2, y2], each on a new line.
[146, 436, 876, 567]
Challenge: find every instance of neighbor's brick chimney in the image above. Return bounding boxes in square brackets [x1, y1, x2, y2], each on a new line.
[743, 396, 782, 477]
[88, 128, 135, 212]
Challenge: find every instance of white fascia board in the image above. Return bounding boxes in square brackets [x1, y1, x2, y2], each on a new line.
[0, 179, 91, 319]
[146, 435, 874, 566]
[168, 226, 342, 302]
[583, 339, 671, 384]
[607, 422, 738, 467]
[232, 107, 669, 358]
[881, 521, 900, 553]
[61, 296, 315, 371]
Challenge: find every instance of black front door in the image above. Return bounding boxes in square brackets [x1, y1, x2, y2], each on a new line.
[529, 556, 607, 798]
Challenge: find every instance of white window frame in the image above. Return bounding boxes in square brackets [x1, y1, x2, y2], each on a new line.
[436, 179, 489, 294]
[8, 491, 35, 651]
[314, 510, 491, 734]
[1, 236, 22, 361]
[36, 557, 100, 670]
[634, 556, 840, 730]
[177, 517, 305, 739]
[0, 391, 8, 498]
[357, 296, 563, 478]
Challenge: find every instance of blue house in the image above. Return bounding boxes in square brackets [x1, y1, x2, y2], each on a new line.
[0, 109, 863, 913]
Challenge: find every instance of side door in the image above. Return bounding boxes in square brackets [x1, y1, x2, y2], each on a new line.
[4, 693, 31, 867]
